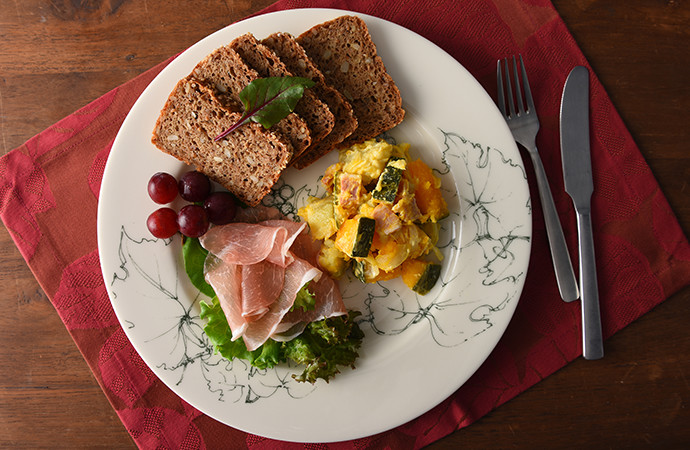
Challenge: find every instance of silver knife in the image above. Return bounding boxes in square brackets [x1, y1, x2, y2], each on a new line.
[559, 66, 604, 360]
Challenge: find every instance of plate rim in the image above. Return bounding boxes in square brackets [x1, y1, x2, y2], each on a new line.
[97, 7, 531, 443]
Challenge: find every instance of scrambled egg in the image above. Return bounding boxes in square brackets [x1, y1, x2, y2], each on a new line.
[338, 139, 407, 184]
[298, 139, 448, 288]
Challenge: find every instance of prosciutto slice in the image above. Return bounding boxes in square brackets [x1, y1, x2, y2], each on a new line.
[273, 272, 346, 341]
[241, 258, 322, 351]
[240, 260, 284, 320]
[200, 207, 347, 351]
[201, 221, 306, 268]
[204, 255, 247, 338]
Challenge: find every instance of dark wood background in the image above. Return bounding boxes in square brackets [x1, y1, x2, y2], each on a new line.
[1, 1, 688, 448]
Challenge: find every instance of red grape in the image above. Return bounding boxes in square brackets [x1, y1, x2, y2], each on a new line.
[204, 192, 238, 225]
[177, 204, 209, 237]
[178, 171, 211, 202]
[148, 172, 178, 204]
[147, 207, 178, 238]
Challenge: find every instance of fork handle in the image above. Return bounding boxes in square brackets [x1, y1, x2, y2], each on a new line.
[529, 151, 580, 302]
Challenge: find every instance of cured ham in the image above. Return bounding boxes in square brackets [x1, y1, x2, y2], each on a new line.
[372, 202, 402, 234]
[274, 268, 345, 341]
[241, 258, 323, 351]
[338, 172, 364, 216]
[201, 221, 305, 267]
[200, 206, 347, 351]
[240, 260, 284, 320]
[204, 255, 247, 337]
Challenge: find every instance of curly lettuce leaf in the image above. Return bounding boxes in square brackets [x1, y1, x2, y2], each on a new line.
[189, 234, 363, 383]
[200, 296, 363, 383]
[282, 311, 364, 383]
[290, 282, 316, 312]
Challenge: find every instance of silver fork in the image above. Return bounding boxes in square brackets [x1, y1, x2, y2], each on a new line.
[497, 55, 579, 302]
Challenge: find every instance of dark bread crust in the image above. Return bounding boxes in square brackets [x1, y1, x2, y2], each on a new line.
[190, 44, 310, 159]
[151, 78, 290, 207]
[231, 33, 335, 163]
[297, 15, 404, 148]
[261, 32, 358, 169]
[151, 14, 406, 204]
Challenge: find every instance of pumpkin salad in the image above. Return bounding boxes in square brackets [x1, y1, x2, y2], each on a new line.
[298, 139, 449, 295]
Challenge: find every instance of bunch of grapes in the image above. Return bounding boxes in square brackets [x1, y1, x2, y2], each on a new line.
[146, 171, 237, 239]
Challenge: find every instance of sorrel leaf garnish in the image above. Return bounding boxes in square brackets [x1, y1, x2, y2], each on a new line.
[214, 76, 315, 141]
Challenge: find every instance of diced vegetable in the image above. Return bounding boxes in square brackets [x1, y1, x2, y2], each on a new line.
[419, 221, 440, 247]
[339, 139, 399, 184]
[401, 259, 442, 295]
[351, 259, 367, 283]
[352, 258, 401, 283]
[407, 159, 449, 222]
[335, 215, 376, 258]
[374, 223, 433, 272]
[318, 239, 349, 278]
[420, 221, 444, 261]
[298, 196, 337, 240]
[367, 265, 401, 283]
[305, 140, 449, 294]
[374, 236, 408, 272]
[372, 157, 406, 203]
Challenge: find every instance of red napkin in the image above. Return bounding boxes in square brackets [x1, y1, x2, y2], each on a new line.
[2, 0, 689, 448]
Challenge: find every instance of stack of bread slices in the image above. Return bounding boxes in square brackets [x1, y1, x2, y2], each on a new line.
[152, 15, 405, 207]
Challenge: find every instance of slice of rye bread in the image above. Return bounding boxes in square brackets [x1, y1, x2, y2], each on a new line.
[230, 33, 335, 162]
[261, 32, 358, 169]
[190, 44, 310, 160]
[151, 77, 291, 207]
[297, 15, 405, 147]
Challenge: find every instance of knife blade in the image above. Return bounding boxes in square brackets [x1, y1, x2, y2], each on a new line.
[560, 66, 604, 360]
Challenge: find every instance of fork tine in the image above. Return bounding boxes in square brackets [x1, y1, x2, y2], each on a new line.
[496, 59, 507, 116]
[504, 59, 517, 117]
[518, 55, 536, 114]
[512, 56, 525, 114]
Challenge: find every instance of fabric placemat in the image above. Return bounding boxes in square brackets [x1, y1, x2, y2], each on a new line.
[2, 0, 689, 448]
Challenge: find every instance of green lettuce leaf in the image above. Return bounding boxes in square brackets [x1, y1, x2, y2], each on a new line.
[187, 228, 363, 383]
[182, 237, 215, 298]
[290, 282, 316, 312]
[282, 311, 364, 384]
[215, 76, 315, 141]
[200, 296, 283, 369]
[200, 295, 364, 383]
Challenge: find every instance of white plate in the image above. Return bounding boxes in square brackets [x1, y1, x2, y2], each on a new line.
[97, 8, 531, 443]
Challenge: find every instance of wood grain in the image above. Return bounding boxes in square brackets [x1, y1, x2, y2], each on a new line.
[0, 0, 688, 448]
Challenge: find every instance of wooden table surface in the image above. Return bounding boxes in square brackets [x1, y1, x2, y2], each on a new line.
[1, 1, 688, 448]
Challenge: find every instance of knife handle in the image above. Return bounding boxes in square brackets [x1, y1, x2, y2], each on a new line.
[530, 153, 579, 302]
[576, 209, 604, 360]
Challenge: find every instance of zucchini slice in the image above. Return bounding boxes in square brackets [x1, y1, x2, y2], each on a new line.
[335, 215, 376, 258]
[351, 258, 397, 283]
[351, 259, 367, 283]
[402, 259, 441, 295]
[372, 157, 406, 203]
